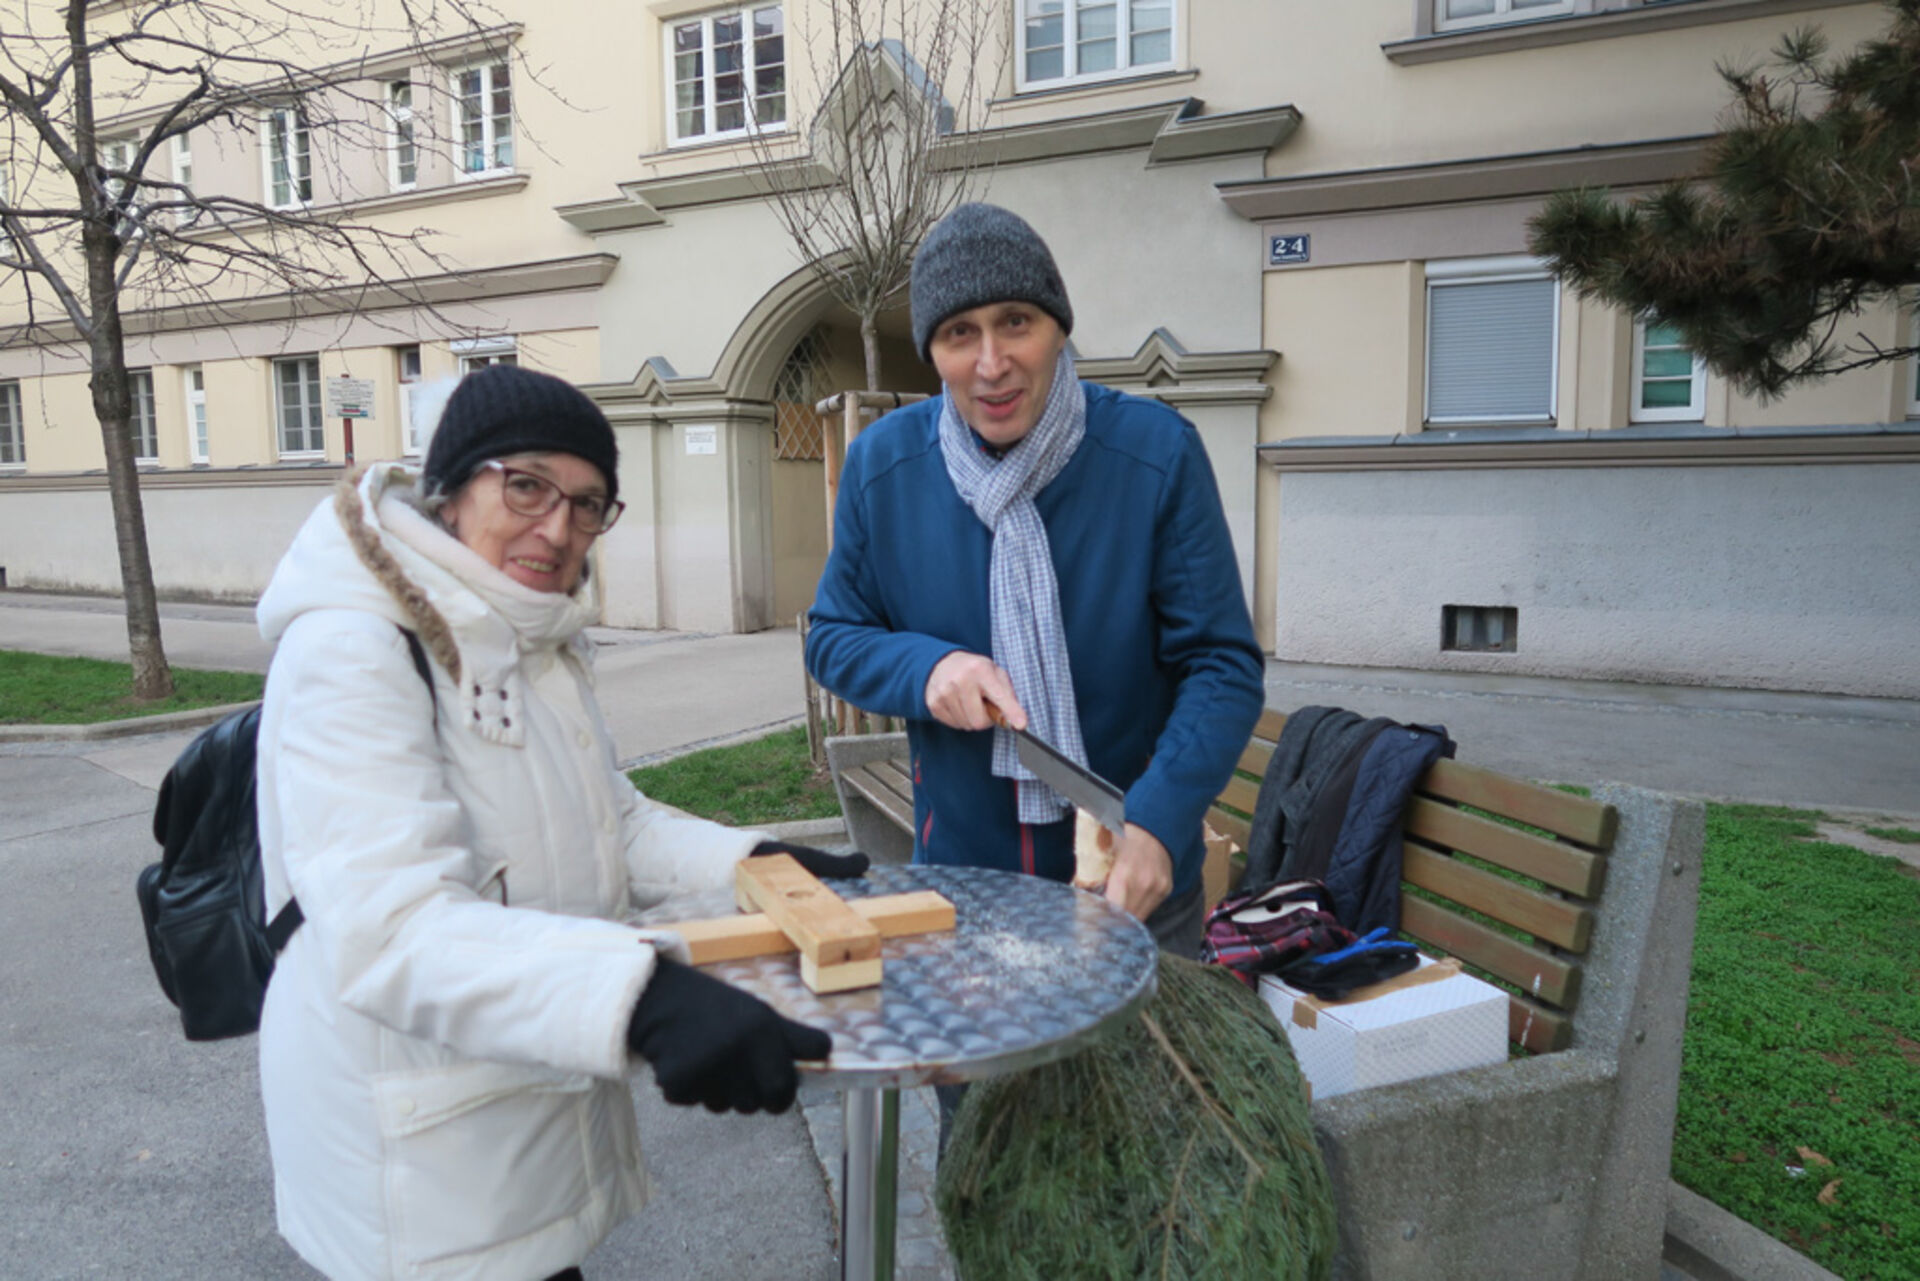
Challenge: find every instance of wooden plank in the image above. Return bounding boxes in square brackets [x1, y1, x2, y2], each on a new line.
[873, 758, 915, 807]
[1399, 895, 1582, 1010]
[1217, 772, 1260, 817]
[735, 854, 882, 969]
[1236, 739, 1274, 779]
[803, 954, 884, 993]
[1401, 843, 1594, 953]
[1418, 757, 1617, 849]
[1403, 797, 1606, 898]
[842, 763, 914, 831]
[1509, 994, 1573, 1054]
[1254, 707, 1288, 744]
[672, 891, 955, 965]
[1206, 805, 1250, 851]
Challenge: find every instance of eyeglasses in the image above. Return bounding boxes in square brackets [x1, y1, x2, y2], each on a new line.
[480, 460, 626, 534]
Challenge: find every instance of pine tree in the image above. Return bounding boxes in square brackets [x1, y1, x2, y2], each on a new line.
[1528, 0, 1920, 400]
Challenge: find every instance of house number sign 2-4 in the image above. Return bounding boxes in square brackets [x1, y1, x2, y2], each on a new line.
[1268, 233, 1310, 266]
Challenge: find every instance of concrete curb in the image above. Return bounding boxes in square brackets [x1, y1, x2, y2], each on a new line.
[1663, 1181, 1844, 1281]
[0, 700, 256, 743]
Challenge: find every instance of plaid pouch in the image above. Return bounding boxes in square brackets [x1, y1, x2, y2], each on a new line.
[1201, 878, 1356, 986]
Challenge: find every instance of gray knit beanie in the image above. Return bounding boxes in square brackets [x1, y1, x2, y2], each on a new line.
[423, 364, 619, 502]
[910, 203, 1073, 362]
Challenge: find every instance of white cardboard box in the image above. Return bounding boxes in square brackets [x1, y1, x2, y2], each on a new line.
[1258, 955, 1508, 1100]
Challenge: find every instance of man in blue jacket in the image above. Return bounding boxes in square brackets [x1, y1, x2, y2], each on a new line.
[805, 202, 1265, 957]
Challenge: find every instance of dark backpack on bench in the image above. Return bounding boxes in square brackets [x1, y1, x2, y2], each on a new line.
[136, 627, 434, 1040]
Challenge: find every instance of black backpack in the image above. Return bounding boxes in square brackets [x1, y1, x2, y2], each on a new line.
[136, 628, 434, 1040]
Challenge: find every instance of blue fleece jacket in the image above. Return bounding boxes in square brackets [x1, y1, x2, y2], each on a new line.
[804, 383, 1265, 898]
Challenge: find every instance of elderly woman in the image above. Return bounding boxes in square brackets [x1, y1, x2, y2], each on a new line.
[253, 364, 858, 1281]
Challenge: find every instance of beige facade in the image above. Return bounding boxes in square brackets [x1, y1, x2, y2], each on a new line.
[3, 0, 1915, 691]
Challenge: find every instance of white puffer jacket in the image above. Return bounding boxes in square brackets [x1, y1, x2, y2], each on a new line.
[254, 465, 764, 1281]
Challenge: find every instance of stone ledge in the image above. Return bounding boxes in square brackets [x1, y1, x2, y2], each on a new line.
[0, 701, 254, 743]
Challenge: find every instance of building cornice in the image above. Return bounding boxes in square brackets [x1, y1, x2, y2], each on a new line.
[1218, 135, 1712, 222]
[189, 172, 531, 239]
[1259, 424, 1920, 471]
[15, 253, 617, 346]
[1384, 0, 1864, 66]
[1077, 329, 1277, 408]
[98, 24, 524, 133]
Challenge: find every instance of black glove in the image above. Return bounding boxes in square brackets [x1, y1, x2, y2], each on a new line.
[627, 957, 832, 1114]
[751, 839, 869, 880]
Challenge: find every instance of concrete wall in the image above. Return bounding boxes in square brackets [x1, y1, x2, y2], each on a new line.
[0, 477, 334, 600]
[1274, 462, 1920, 697]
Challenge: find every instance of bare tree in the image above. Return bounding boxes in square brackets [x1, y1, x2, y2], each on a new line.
[743, 0, 1004, 392]
[0, 0, 518, 698]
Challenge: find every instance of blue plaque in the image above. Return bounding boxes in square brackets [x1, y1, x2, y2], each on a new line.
[1268, 233, 1310, 266]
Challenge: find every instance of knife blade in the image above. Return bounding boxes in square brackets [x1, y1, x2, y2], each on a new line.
[986, 704, 1126, 836]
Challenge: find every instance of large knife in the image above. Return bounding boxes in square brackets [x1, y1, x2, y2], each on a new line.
[986, 705, 1127, 837]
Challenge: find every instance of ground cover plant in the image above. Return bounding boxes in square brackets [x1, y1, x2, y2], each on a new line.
[627, 726, 841, 827]
[0, 650, 263, 724]
[1674, 805, 1920, 1279]
[1863, 826, 1920, 845]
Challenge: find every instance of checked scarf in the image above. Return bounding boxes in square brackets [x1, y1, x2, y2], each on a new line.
[938, 346, 1088, 824]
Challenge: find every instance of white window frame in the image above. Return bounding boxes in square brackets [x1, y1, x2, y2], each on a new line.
[397, 345, 425, 454]
[1014, 0, 1179, 94]
[184, 366, 209, 464]
[1424, 254, 1561, 427]
[665, 3, 788, 147]
[0, 380, 23, 469]
[130, 369, 158, 463]
[261, 105, 311, 210]
[274, 355, 325, 458]
[0, 166, 12, 258]
[1908, 310, 1920, 420]
[453, 335, 518, 373]
[452, 60, 514, 178]
[1433, 0, 1577, 34]
[387, 80, 417, 191]
[169, 131, 199, 228]
[1629, 317, 1707, 423]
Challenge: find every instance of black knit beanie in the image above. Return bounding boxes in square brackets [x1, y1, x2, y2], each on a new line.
[422, 364, 619, 501]
[910, 202, 1073, 362]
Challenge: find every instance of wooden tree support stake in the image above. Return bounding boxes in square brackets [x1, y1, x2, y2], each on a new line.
[671, 890, 956, 967]
[734, 854, 897, 993]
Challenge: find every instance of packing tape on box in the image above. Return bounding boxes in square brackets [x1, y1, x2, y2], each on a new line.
[1290, 956, 1464, 1030]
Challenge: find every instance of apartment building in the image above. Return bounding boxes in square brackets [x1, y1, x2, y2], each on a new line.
[2, 0, 1913, 692]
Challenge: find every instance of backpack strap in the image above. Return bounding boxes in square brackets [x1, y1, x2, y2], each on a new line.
[273, 625, 439, 955]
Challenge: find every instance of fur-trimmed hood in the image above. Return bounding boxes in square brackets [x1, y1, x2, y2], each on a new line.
[257, 463, 597, 749]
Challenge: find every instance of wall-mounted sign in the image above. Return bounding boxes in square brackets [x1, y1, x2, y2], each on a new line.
[1267, 233, 1311, 267]
[684, 424, 718, 456]
[326, 377, 375, 419]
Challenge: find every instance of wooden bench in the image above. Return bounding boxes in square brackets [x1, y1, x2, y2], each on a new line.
[826, 710, 1702, 1280]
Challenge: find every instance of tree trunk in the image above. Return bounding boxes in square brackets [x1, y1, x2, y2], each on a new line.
[82, 221, 173, 700]
[860, 313, 882, 393]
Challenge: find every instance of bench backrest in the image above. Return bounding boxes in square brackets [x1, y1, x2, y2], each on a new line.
[1206, 708, 1620, 1055]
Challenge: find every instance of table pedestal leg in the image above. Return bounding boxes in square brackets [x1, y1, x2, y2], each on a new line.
[841, 1086, 900, 1281]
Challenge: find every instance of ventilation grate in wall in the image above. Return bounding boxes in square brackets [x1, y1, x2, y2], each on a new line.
[1442, 604, 1517, 653]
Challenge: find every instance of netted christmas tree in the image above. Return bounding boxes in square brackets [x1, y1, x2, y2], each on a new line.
[936, 955, 1336, 1281]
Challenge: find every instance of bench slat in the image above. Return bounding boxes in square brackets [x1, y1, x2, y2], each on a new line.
[1510, 993, 1573, 1055]
[1217, 773, 1261, 818]
[1403, 798, 1605, 899]
[1254, 707, 1287, 744]
[873, 758, 915, 806]
[1206, 805, 1251, 851]
[1399, 895, 1582, 1010]
[1401, 843, 1594, 953]
[1418, 757, 1617, 849]
[842, 763, 915, 832]
[1236, 739, 1274, 780]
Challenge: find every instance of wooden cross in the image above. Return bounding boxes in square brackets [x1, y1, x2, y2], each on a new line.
[666, 853, 955, 994]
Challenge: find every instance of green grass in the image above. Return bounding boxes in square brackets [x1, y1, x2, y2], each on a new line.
[1863, 826, 1920, 845]
[1674, 804, 1920, 1279]
[0, 649, 264, 724]
[626, 726, 842, 827]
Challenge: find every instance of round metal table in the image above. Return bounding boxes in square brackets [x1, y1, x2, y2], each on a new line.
[638, 864, 1160, 1281]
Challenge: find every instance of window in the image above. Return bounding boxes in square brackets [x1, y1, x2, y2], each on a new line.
[1909, 312, 1920, 420]
[1442, 604, 1518, 653]
[667, 4, 785, 145]
[1017, 0, 1176, 91]
[0, 166, 12, 257]
[1630, 318, 1705, 423]
[275, 356, 325, 456]
[454, 61, 513, 176]
[170, 131, 198, 227]
[0, 381, 22, 467]
[454, 335, 517, 372]
[1434, 0, 1575, 33]
[388, 81, 417, 190]
[130, 369, 158, 463]
[184, 366, 209, 463]
[263, 106, 311, 209]
[100, 136, 143, 242]
[1425, 256, 1559, 425]
[397, 345, 426, 454]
